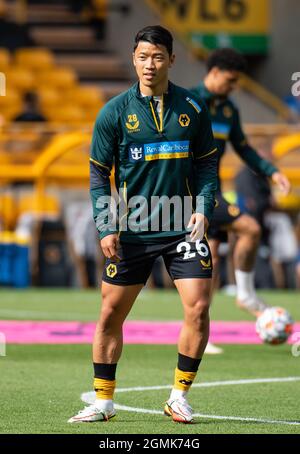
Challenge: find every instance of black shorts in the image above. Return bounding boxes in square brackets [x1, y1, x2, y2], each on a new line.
[208, 193, 242, 242]
[102, 235, 212, 286]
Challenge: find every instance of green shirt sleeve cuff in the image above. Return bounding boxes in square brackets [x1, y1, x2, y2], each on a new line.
[99, 230, 118, 241]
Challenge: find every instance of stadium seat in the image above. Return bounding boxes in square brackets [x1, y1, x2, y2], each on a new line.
[36, 67, 77, 89]
[84, 106, 103, 122]
[45, 104, 85, 124]
[1, 107, 22, 122]
[37, 86, 61, 109]
[275, 192, 300, 210]
[93, 0, 108, 19]
[0, 48, 10, 70]
[0, 193, 18, 230]
[5, 66, 35, 92]
[0, 87, 21, 106]
[0, 89, 22, 119]
[0, 151, 10, 165]
[18, 193, 61, 217]
[63, 86, 105, 108]
[0, 153, 11, 185]
[14, 48, 54, 71]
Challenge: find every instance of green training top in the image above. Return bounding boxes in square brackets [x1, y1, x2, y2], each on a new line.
[189, 82, 278, 191]
[90, 81, 218, 243]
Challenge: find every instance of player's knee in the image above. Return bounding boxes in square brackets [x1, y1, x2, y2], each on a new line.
[248, 218, 261, 241]
[98, 297, 122, 332]
[187, 300, 210, 328]
[98, 307, 117, 332]
[238, 216, 261, 241]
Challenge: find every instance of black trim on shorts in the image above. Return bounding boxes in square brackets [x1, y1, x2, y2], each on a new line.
[208, 193, 242, 241]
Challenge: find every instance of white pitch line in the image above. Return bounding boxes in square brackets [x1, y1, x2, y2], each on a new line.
[113, 376, 300, 393]
[81, 376, 300, 427]
[113, 404, 300, 427]
[115, 404, 162, 415]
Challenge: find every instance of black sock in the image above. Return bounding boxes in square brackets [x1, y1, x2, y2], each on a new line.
[177, 353, 201, 372]
[93, 362, 117, 380]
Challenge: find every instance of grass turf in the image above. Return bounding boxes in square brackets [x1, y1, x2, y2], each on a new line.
[0, 289, 299, 434]
[1, 344, 300, 434]
[0, 288, 299, 321]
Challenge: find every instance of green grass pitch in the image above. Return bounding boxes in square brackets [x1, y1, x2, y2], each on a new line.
[0, 289, 299, 434]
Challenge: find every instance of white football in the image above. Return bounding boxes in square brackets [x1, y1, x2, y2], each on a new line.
[256, 307, 294, 345]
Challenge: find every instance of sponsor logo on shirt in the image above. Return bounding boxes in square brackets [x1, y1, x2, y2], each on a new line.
[128, 141, 190, 162]
[129, 145, 143, 161]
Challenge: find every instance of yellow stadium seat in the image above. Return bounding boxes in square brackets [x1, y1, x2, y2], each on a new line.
[15, 48, 54, 71]
[0, 87, 22, 108]
[37, 86, 61, 108]
[0, 152, 11, 184]
[84, 106, 103, 122]
[0, 48, 10, 71]
[64, 86, 105, 108]
[0, 193, 18, 230]
[92, 0, 108, 19]
[18, 193, 61, 217]
[275, 192, 300, 210]
[1, 107, 22, 122]
[0, 152, 11, 165]
[0, 87, 22, 121]
[45, 104, 85, 124]
[5, 66, 35, 92]
[37, 68, 77, 89]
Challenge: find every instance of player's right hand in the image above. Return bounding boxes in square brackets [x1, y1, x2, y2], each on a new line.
[271, 171, 291, 195]
[100, 234, 120, 262]
[187, 213, 208, 242]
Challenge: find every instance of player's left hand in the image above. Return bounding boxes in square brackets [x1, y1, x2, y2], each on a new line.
[187, 213, 208, 242]
[271, 171, 291, 195]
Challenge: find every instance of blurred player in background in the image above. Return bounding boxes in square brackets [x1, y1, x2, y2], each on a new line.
[190, 49, 291, 335]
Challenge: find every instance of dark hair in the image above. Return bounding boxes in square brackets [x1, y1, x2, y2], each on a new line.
[207, 48, 247, 73]
[24, 91, 38, 105]
[134, 25, 173, 56]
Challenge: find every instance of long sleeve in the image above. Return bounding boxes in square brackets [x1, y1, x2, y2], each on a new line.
[193, 104, 218, 223]
[90, 105, 118, 240]
[230, 108, 278, 177]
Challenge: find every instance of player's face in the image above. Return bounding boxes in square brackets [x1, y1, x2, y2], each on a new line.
[133, 41, 175, 95]
[212, 69, 240, 96]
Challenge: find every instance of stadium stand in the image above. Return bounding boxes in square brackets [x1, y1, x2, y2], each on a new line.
[0, 0, 131, 125]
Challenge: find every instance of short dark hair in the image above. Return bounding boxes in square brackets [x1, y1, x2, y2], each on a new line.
[24, 91, 38, 105]
[207, 48, 247, 73]
[134, 25, 173, 56]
